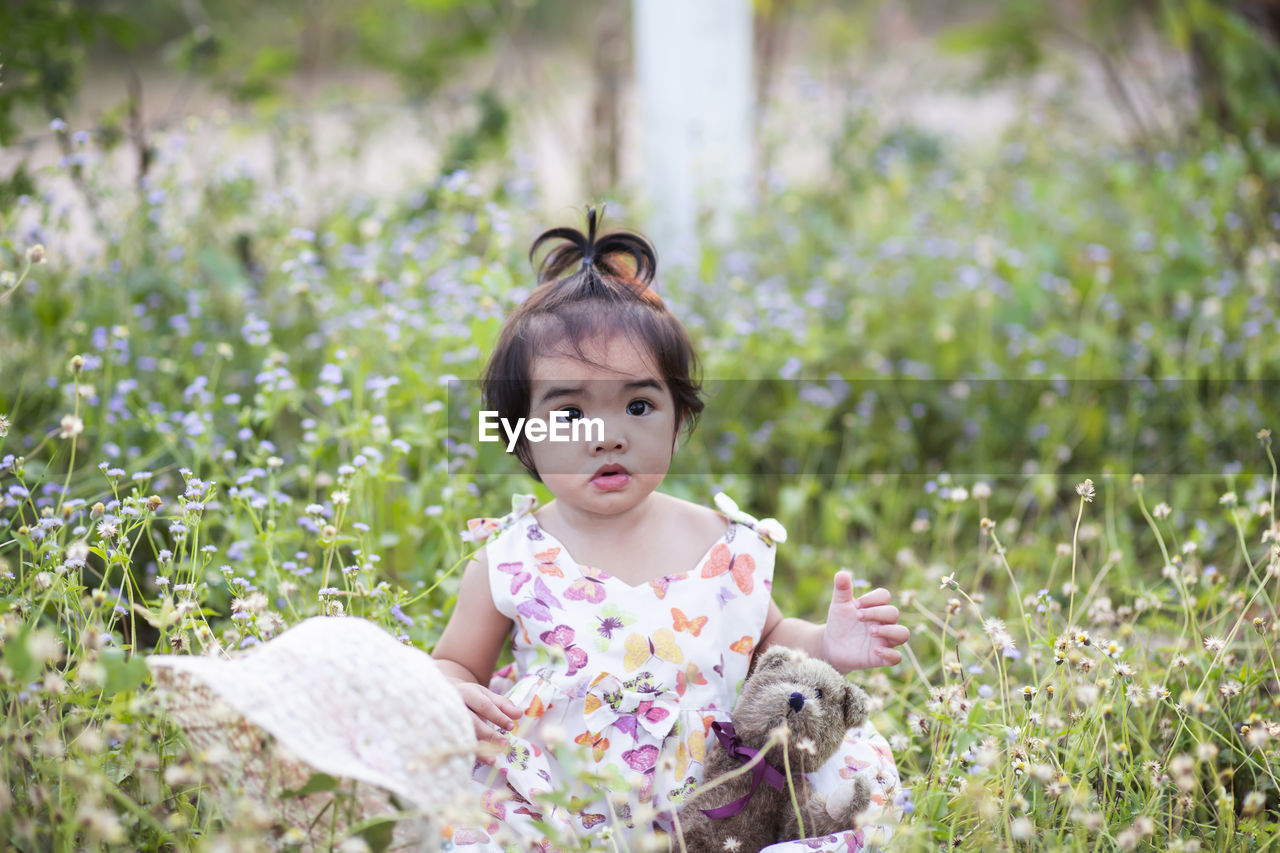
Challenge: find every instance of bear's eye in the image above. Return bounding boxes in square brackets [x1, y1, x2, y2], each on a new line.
[815, 688, 823, 699]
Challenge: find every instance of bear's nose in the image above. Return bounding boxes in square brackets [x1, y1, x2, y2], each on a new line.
[788, 692, 805, 712]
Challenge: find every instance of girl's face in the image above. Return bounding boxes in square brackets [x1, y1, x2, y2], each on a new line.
[525, 334, 678, 519]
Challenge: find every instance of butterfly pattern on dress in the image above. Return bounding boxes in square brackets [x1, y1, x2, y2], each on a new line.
[649, 574, 686, 599]
[592, 603, 637, 650]
[457, 494, 897, 853]
[623, 628, 684, 672]
[515, 576, 563, 623]
[675, 662, 707, 697]
[565, 563, 607, 604]
[538, 625, 589, 676]
[496, 561, 531, 594]
[574, 730, 610, 762]
[671, 607, 708, 636]
[701, 543, 756, 594]
[534, 547, 564, 578]
[674, 728, 707, 778]
[621, 744, 659, 773]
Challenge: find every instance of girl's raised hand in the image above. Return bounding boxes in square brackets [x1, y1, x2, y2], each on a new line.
[820, 570, 910, 671]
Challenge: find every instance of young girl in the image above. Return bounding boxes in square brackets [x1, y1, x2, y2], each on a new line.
[432, 209, 909, 852]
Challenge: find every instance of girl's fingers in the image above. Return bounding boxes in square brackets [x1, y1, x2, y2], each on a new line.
[856, 588, 891, 608]
[453, 684, 522, 762]
[872, 624, 911, 646]
[475, 717, 508, 745]
[831, 571, 855, 604]
[473, 721, 509, 764]
[876, 647, 903, 665]
[477, 698, 517, 731]
[857, 604, 900, 624]
[459, 685, 518, 730]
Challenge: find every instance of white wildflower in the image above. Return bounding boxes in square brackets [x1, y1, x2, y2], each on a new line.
[58, 414, 84, 439]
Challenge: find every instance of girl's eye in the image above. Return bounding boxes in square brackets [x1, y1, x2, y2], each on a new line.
[556, 406, 584, 421]
[626, 399, 652, 417]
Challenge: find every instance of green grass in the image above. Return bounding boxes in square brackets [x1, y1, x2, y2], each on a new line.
[1, 102, 1279, 851]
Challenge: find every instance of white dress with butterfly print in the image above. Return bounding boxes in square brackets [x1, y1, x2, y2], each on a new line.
[446, 495, 901, 853]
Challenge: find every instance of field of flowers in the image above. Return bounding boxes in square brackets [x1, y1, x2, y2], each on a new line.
[1, 101, 1279, 851]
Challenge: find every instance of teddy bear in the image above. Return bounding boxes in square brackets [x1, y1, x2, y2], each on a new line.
[678, 646, 872, 853]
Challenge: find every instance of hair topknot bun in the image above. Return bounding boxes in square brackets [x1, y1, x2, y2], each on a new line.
[528, 204, 657, 292]
[484, 204, 702, 482]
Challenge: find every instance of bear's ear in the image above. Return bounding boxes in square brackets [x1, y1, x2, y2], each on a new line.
[751, 646, 797, 677]
[842, 681, 869, 729]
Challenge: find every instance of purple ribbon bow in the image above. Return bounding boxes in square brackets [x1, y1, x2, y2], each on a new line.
[700, 721, 789, 819]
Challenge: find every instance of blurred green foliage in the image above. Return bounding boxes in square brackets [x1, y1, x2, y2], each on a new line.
[0, 0, 588, 217]
[939, 0, 1280, 212]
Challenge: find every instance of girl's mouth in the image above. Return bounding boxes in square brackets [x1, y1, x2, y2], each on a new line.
[591, 464, 631, 491]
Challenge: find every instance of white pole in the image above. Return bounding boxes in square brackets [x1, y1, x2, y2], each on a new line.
[633, 0, 754, 270]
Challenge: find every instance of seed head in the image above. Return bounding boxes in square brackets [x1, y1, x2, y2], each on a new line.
[26, 244, 46, 265]
[58, 414, 84, 439]
[1075, 479, 1095, 502]
[68, 354, 84, 373]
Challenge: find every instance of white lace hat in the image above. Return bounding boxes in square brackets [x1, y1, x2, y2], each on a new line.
[148, 616, 479, 850]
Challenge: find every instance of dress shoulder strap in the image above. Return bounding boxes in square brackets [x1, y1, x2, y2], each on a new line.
[460, 494, 540, 621]
[458, 493, 538, 546]
[713, 492, 787, 548]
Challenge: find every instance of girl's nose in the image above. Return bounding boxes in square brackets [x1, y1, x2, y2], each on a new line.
[591, 422, 627, 454]
[788, 692, 805, 712]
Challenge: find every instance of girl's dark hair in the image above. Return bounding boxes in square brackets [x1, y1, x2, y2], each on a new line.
[481, 206, 704, 480]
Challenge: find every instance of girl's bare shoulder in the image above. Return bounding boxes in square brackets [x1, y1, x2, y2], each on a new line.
[653, 491, 729, 541]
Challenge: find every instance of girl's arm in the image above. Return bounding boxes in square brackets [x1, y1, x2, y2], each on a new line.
[432, 549, 524, 748]
[758, 570, 909, 675]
